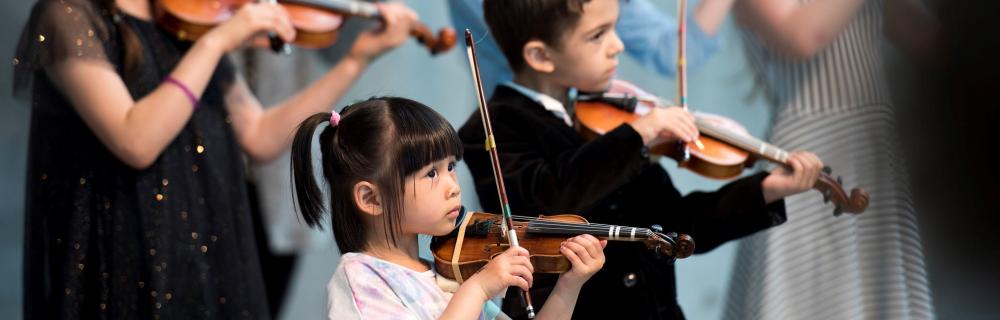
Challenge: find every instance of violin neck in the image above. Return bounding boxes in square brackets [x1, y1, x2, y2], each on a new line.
[282, 0, 380, 18]
[694, 118, 790, 165]
[526, 222, 651, 242]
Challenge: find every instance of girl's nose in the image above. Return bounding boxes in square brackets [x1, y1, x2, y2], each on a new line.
[446, 175, 461, 199]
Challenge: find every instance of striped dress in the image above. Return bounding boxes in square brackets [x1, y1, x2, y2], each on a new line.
[724, 1, 934, 319]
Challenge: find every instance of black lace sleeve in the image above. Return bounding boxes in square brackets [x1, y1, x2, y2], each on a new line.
[13, 0, 114, 96]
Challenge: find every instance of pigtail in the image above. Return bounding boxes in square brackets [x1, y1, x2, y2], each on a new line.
[291, 112, 334, 228]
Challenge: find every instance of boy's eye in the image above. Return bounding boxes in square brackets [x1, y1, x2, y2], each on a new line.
[447, 161, 456, 172]
[427, 168, 438, 179]
[591, 30, 606, 41]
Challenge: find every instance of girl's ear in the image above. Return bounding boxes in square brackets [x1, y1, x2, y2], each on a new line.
[523, 40, 556, 73]
[353, 181, 382, 216]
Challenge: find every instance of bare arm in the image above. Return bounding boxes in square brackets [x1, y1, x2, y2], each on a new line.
[694, 0, 737, 36]
[47, 3, 294, 169]
[225, 2, 417, 162]
[736, 0, 865, 59]
[50, 33, 231, 169]
[224, 54, 368, 163]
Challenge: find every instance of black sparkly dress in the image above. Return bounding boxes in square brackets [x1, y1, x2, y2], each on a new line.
[14, 0, 269, 318]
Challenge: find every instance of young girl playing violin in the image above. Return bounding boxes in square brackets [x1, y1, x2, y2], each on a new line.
[15, 0, 416, 318]
[290, 97, 607, 319]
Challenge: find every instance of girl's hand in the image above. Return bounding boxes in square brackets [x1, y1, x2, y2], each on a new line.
[557, 234, 607, 287]
[466, 246, 534, 300]
[762, 151, 824, 203]
[201, 2, 296, 53]
[347, 2, 417, 63]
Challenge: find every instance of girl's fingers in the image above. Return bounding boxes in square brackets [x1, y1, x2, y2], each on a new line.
[510, 265, 533, 288]
[576, 235, 603, 260]
[506, 246, 530, 257]
[509, 275, 530, 292]
[510, 255, 534, 274]
[561, 245, 585, 267]
[562, 240, 594, 265]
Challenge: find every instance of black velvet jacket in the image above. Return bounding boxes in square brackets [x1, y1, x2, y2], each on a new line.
[457, 86, 788, 319]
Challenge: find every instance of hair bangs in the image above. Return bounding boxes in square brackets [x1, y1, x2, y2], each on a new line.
[388, 97, 464, 177]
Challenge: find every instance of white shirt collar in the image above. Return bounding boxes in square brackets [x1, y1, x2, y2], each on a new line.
[501, 81, 576, 127]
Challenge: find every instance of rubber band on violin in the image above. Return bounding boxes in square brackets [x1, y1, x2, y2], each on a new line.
[575, 80, 870, 217]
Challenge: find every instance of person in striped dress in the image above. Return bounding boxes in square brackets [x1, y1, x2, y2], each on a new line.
[724, 0, 934, 319]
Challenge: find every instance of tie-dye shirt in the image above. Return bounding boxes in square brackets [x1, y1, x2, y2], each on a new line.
[326, 252, 507, 320]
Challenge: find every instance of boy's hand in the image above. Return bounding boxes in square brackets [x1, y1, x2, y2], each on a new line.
[557, 234, 607, 288]
[628, 106, 699, 146]
[467, 246, 534, 301]
[762, 151, 824, 203]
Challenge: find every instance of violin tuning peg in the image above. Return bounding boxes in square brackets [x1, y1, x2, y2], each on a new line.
[822, 191, 831, 203]
[650, 224, 664, 233]
[822, 166, 833, 174]
[837, 176, 843, 184]
[833, 206, 843, 217]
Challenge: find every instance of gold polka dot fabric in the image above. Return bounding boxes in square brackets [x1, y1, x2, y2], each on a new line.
[17, 0, 266, 318]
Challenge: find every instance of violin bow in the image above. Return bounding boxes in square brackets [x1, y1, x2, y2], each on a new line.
[463, 30, 537, 319]
[677, 0, 688, 112]
[675, 0, 705, 157]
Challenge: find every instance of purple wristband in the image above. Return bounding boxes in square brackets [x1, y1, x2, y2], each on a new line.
[163, 75, 199, 109]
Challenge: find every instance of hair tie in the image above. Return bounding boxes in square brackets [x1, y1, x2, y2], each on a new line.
[329, 111, 341, 126]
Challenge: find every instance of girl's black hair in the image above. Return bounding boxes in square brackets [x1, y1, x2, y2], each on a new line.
[290, 97, 463, 253]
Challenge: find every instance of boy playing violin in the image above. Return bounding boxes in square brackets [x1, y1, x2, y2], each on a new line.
[457, 0, 825, 318]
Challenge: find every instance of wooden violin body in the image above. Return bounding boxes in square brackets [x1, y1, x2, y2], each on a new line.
[154, 0, 456, 54]
[431, 211, 694, 282]
[575, 80, 870, 216]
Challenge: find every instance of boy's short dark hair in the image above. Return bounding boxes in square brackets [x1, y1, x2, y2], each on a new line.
[483, 0, 591, 72]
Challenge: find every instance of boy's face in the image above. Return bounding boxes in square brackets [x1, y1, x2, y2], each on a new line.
[549, 0, 624, 92]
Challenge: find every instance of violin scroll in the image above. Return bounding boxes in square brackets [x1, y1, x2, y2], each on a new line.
[814, 167, 870, 216]
[644, 226, 695, 261]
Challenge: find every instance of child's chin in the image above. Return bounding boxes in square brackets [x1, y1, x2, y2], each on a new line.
[431, 224, 457, 237]
[576, 79, 613, 93]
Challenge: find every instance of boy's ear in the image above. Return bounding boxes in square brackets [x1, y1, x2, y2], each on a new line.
[353, 181, 383, 216]
[523, 40, 555, 73]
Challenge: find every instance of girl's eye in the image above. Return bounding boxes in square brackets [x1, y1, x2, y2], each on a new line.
[427, 168, 438, 179]
[447, 161, 456, 172]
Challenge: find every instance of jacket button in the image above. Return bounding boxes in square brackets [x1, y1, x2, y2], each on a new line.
[623, 272, 638, 287]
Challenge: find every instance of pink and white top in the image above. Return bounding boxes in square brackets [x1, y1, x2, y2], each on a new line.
[326, 252, 507, 320]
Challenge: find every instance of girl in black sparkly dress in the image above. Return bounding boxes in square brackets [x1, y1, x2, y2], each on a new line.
[13, 0, 417, 318]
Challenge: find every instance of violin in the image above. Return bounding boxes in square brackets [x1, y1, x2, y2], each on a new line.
[431, 210, 695, 282]
[575, 80, 870, 216]
[154, 0, 457, 54]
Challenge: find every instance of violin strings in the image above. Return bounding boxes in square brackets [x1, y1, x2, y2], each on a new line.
[470, 214, 683, 237]
[507, 214, 645, 229]
[486, 217, 644, 234]
[507, 217, 656, 234]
